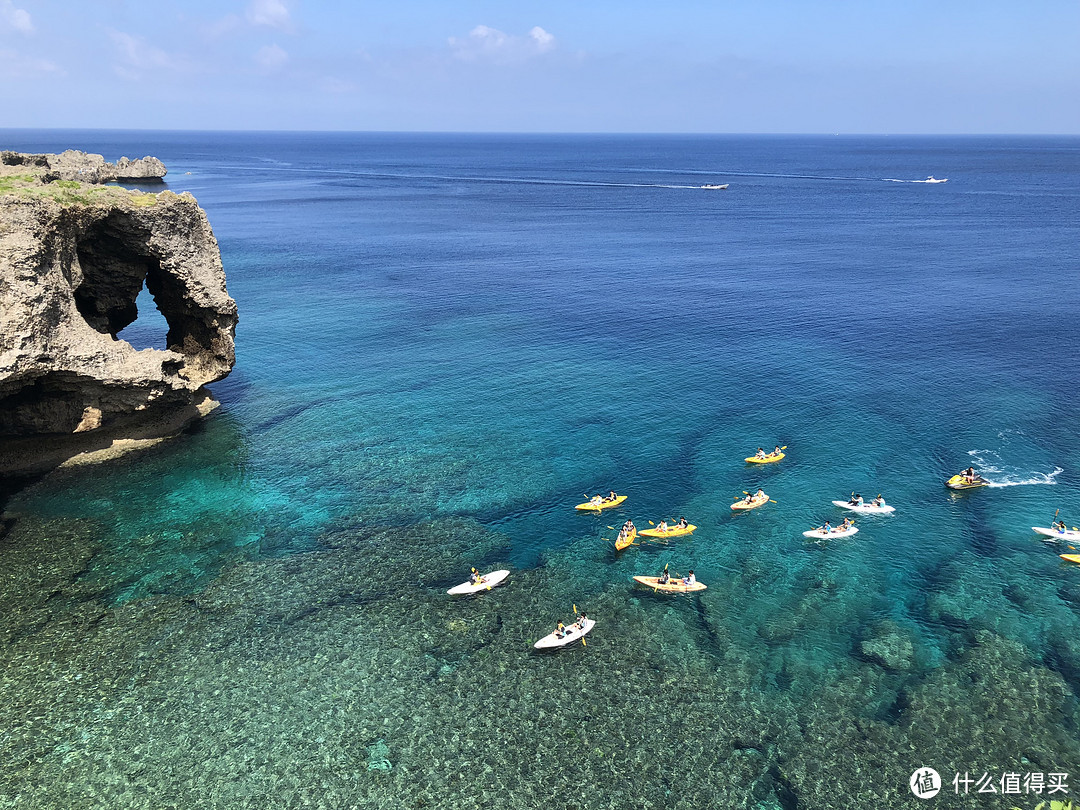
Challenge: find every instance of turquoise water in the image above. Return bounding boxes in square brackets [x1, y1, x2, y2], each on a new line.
[2, 132, 1080, 808]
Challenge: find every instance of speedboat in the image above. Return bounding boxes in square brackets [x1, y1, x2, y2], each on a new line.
[924, 176, 948, 183]
[701, 184, 729, 190]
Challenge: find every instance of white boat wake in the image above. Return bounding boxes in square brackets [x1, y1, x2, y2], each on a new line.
[884, 176, 949, 184]
[965, 448, 1062, 488]
[985, 469, 1064, 488]
[220, 162, 949, 190]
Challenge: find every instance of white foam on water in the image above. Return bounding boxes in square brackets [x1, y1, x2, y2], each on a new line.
[883, 177, 949, 184]
[965, 448, 1063, 487]
[985, 468, 1063, 488]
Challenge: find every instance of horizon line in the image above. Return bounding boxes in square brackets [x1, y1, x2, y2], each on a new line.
[2, 127, 1080, 139]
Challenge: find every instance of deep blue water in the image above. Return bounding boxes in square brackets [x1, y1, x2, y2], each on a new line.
[9, 131, 1079, 564]
[3, 131, 1080, 806]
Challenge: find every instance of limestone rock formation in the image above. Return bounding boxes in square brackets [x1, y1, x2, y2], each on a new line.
[0, 154, 235, 472]
[1, 149, 167, 183]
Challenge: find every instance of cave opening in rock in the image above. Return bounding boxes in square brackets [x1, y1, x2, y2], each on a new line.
[73, 214, 180, 353]
[115, 283, 170, 351]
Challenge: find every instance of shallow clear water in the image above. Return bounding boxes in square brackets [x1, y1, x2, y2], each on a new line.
[2, 131, 1080, 808]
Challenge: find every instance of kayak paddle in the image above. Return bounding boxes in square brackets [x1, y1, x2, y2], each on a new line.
[573, 603, 586, 646]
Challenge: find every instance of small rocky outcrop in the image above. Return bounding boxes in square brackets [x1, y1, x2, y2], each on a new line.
[0, 153, 235, 473]
[857, 619, 916, 671]
[1, 149, 167, 183]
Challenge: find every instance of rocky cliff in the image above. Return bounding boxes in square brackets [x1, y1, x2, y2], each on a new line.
[1, 149, 167, 183]
[0, 155, 236, 473]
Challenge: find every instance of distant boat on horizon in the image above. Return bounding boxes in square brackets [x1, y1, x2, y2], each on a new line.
[924, 175, 948, 183]
[701, 183, 729, 190]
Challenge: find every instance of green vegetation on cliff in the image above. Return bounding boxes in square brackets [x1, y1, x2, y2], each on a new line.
[0, 171, 157, 208]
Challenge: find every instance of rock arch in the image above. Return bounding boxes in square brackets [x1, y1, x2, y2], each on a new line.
[0, 166, 236, 470]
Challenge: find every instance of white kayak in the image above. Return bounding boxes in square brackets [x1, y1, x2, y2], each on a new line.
[1033, 527, 1080, 542]
[832, 500, 896, 515]
[447, 569, 510, 595]
[803, 527, 859, 539]
[533, 618, 595, 649]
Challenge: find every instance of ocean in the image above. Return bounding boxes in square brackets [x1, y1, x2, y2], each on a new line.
[2, 131, 1079, 809]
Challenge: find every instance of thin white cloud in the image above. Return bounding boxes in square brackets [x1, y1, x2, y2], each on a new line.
[0, 48, 62, 77]
[255, 42, 288, 71]
[205, 1, 294, 40]
[319, 75, 357, 94]
[108, 30, 186, 79]
[0, 0, 33, 35]
[449, 25, 557, 63]
[247, 0, 293, 32]
[203, 13, 243, 39]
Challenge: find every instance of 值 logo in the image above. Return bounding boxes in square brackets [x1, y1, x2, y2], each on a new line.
[911, 768, 942, 799]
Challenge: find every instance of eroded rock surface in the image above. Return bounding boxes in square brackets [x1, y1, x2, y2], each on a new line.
[0, 153, 236, 472]
[1, 149, 167, 183]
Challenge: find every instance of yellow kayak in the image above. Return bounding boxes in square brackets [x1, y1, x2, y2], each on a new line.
[945, 475, 988, 490]
[575, 494, 627, 511]
[731, 495, 768, 511]
[1061, 555, 1080, 565]
[639, 523, 696, 538]
[614, 527, 637, 551]
[745, 452, 785, 464]
[633, 575, 707, 593]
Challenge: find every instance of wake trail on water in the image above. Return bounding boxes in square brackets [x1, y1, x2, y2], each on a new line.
[984, 469, 1063, 488]
[629, 166, 940, 184]
[966, 448, 1063, 488]
[218, 164, 705, 190]
[222, 163, 938, 190]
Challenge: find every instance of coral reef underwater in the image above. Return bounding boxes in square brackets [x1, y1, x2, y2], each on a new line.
[2, 506, 1079, 810]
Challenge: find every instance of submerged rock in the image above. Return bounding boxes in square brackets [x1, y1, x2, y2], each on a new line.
[3, 510, 1080, 810]
[0, 153, 236, 472]
[858, 619, 916, 672]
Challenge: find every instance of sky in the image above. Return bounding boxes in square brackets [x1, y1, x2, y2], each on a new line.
[1, 0, 1079, 133]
